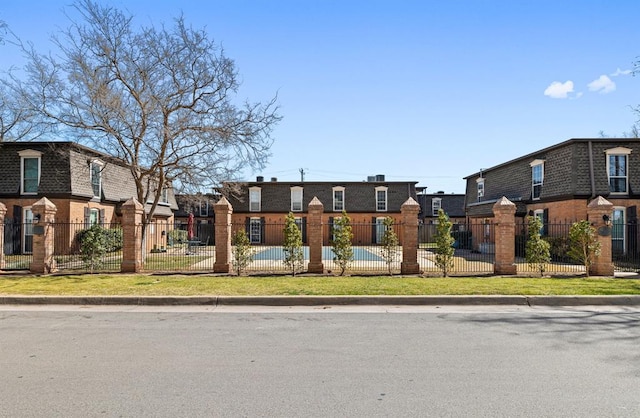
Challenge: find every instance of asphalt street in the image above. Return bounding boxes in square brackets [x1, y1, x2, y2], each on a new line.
[1, 305, 639, 417]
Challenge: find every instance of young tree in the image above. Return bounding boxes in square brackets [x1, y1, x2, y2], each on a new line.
[282, 212, 304, 276]
[231, 229, 253, 276]
[568, 220, 601, 276]
[14, 0, 280, 245]
[525, 215, 551, 277]
[331, 211, 354, 276]
[434, 209, 455, 277]
[379, 216, 399, 275]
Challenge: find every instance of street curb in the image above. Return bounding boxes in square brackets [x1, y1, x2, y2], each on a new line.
[2, 295, 640, 306]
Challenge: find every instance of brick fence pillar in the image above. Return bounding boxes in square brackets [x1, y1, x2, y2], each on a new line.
[401, 197, 421, 275]
[493, 196, 517, 275]
[587, 196, 614, 276]
[31, 197, 58, 274]
[0, 202, 6, 270]
[121, 198, 144, 273]
[307, 197, 324, 273]
[214, 197, 232, 273]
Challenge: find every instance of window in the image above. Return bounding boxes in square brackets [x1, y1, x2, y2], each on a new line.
[249, 187, 261, 212]
[530, 159, 544, 200]
[432, 198, 442, 216]
[89, 208, 100, 226]
[90, 161, 103, 198]
[199, 201, 209, 217]
[249, 218, 261, 243]
[612, 207, 625, 255]
[605, 148, 631, 194]
[19, 149, 42, 195]
[333, 186, 345, 212]
[533, 209, 545, 235]
[160, 187, 169, 204]
[476, 178, 484, 201]
[291, 187, 303, 212]
[375, 186, 387, 212]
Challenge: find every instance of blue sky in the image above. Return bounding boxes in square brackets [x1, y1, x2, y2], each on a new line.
[2, 1, 640, 193]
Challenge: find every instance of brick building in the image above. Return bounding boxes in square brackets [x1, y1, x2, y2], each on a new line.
[464, 138, 640, 255]
[417, 191, 466, 225]
[0, 141, 177, 254]
[223, 175, 419, 245]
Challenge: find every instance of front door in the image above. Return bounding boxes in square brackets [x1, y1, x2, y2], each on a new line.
[612, 208, 625, 255]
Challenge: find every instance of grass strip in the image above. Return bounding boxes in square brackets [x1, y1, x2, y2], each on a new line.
[0, 274, 639, 296]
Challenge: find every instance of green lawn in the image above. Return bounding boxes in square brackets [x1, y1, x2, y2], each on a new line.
[0, 274, 639, 296]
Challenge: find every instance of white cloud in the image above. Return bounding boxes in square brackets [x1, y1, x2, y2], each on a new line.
[588, 75, 616, 93]
[611, 68, 631, 77]
[544, 80, 574, 99]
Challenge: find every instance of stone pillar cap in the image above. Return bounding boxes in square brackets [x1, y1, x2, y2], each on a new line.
[401, 197, 420, 208]
[309, 196, 324, 208]
[215, 196, 231, 206]
[122, 197, 143, 209]
[587, 195, 613, 209]
[32, 197, 57, 210]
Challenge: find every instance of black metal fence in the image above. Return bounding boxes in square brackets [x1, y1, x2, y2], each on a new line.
[419, 223, 494, 275]
[612, 222, 640, 272]
[515, 221, 584, 275]
[6, 218, 640, 275]
[2, 221, 33, 270]
[52, 222, 122, 273]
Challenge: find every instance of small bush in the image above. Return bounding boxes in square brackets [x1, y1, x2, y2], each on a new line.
[168, 229, 188, 246]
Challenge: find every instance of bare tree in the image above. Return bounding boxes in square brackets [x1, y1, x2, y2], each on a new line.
[15, 0, 280, 239]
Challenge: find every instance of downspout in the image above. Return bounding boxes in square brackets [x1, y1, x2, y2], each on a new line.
[588, 140, 596, 199]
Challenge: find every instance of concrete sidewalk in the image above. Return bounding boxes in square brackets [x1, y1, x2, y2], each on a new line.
[1, 295, 640, 306]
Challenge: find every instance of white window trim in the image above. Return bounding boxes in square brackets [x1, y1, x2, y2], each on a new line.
[332, 186, 345, 212]
[160, 187, 170, 205]
[249, 187, 261, 212]
[291, 186, 303, 212]
[476, 178, 485, 201]
[432, 197, 442, 217]
[90, 159, 104, 199]
[199, 201, 209, 217]
[249, 217, 262, 243]
[18, 149, 42, 195]
[530, 159, 545, 200]
[375, 186, 388, 212]
[605, 148, 631, 195]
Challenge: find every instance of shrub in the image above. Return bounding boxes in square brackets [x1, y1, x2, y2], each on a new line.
[568, 220, 601, 275]
[77, 225, 108, 273]
[168, 229, 188, 246]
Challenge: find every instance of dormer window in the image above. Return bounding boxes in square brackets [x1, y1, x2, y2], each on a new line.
[291, 186, 303, 212]
[530, 159, 545, 200]
[333, 186, 345, 212]
[476, 178, 485, 202]
[19, 149, 42, 195]
[605, 147, 631, 194]
[375, 186, 387, 212]
[432, 197, 442, 216]
[90, 160, 104, 198]
[249, 187, 261, 212]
